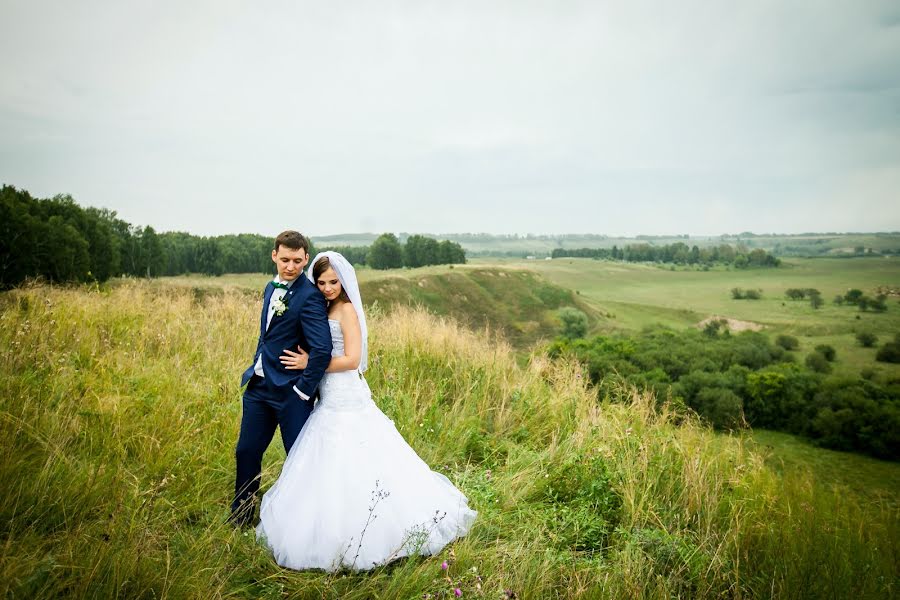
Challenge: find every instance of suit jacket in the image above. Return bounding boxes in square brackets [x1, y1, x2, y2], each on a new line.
[241, 275, 332, 400]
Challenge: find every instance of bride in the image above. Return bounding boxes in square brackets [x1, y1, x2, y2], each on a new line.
[256, 251, 476, 571]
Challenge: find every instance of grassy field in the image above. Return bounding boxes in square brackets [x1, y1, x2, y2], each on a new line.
[152, 256, 900, 381]
[144, 267, 600, 349]
[313, 232, 900, 257]
[1, 281, 897, 598]
[750, 430, 899, 509]
[488, 256, 900, 381]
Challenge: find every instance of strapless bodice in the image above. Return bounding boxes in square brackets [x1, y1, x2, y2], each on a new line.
[318, 319, 372, 412]
[329, 319, 344, 357]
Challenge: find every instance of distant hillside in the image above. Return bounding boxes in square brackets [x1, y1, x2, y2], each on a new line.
[315, 232, 900, 258]
[359, 267, 601, 347]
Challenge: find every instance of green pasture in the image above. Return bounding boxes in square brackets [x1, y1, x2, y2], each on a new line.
[750, 430, 899, 509]
[501, 256, 900, 381]
[314, 232, 900, 257]
[152, 257, 900, 381]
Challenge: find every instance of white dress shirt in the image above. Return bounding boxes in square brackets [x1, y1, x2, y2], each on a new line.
[254, 276, 294, 378]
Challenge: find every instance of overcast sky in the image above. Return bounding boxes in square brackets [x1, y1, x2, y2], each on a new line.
[2, 1, 899, 237]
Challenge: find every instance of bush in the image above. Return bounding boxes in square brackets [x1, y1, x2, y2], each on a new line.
[844, 289, 864, 303]
[875, 342, 900, 364]
[541, 455, 621, 551]
[856, 332, 877, 347]
[703, 319, 728, 338]
[805, 352, 832, 374]
[732, 288, 762, 300]
[695, 387, 745, 429]
[814, 344, 836, 361]
[869, 295, 888, 312]
[775, 335, 800, 351]
[558, 307, 588, 339]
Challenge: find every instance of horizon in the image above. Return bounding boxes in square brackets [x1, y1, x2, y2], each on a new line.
[2, 2, 899, 236]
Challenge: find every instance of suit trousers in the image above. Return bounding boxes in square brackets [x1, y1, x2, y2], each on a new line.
[231, 375, 314, 523]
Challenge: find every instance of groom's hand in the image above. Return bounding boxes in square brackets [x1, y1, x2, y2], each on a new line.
[280, 346, 309, 370]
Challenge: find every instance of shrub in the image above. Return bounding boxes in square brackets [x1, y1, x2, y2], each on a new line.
[856, 332, 877, 347]
[695, 387, 745, 429]
[814, 344, 836, 361]
[733, 288, 762, 300]
[805, 352, 832, 374]
[541, 455, 621, 551]
[844, 288, 864, 303]
[875, 342, 900, 364]
[558, 307, 588, 339]
[703, 319, 727, 338]
[775, 335, 800, 351]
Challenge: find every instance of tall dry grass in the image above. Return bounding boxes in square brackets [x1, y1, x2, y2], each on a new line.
[0, 281, 896, 598]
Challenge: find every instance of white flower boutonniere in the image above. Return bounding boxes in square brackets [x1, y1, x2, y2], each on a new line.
[272, 297, 289, 317]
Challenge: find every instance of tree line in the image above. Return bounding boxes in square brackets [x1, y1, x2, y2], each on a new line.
[549, 325, 899, 460]
[552, 243, 780, 267]
[0, 185, 466, 288]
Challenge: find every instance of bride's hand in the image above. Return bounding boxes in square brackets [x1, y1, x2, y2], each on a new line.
[280, 346, 309, 370]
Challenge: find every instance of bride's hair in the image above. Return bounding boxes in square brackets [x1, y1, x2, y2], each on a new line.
[313, 256, 350, 303]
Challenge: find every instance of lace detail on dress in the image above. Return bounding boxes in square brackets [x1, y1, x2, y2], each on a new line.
[318, 319, 372, 412]
[328, 319, 344, 357]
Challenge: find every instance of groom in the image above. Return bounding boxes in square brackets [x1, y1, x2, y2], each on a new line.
[230, 230, 333, 526]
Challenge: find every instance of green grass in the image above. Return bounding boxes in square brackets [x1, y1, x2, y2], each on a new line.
[1, 281, 898, 598]
[312, 232, 900, 257]
[750, 430, 899, 508]
[484, 256, 900, 383]
[149, 266, 601, 349]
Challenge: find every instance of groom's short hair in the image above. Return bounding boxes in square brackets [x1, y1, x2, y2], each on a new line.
[274, 231, 309, 254]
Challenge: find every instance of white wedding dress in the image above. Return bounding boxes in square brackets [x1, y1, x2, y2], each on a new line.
[256, 319, 477, 571]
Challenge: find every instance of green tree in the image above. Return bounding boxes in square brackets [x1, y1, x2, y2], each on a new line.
[775, 335, 799, 351]
[141, 226, 166, 277]
[436, 240, 466, 265]
[810, 291, 824, 309]
[403, 235, 440, 268]
[805, 352, 832, 374]
[194, 238, 224, 276]
[558, 307, 588, 339]
[856, 332, 877, 347]
[368, 233, 404, 270]
[875, 341, 900, 363]
[814, 344, 836, 361]
[844, 289, 864, 303]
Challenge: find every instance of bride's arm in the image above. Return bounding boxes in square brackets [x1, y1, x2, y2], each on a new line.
[325, 303, 361, 373]
[280, 302, 361, 373]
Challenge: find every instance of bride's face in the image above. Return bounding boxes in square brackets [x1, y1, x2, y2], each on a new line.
[315, 267, 342, 302]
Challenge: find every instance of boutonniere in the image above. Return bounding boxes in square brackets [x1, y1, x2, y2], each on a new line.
[272, 295, 290, 317]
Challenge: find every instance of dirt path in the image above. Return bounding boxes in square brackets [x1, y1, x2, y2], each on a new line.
[697, 316, 764, 332]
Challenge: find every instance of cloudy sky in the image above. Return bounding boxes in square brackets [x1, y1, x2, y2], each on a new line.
[2, 0, 898, 237]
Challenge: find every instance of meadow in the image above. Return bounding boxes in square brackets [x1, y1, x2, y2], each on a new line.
[314, 232, 900, 258]
[1, 279, 898, 599]
[506, 256, 900, 381]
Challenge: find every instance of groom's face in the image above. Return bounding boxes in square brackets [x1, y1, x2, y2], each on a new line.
[272, 246, 308, 282]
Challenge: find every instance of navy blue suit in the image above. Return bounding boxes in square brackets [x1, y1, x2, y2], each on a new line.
[231, 274, 332, 524]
